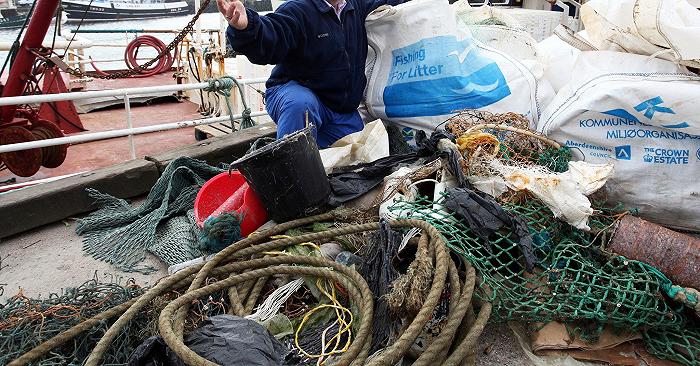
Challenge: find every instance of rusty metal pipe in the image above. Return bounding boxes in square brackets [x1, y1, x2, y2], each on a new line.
[608, 215, 700, 290]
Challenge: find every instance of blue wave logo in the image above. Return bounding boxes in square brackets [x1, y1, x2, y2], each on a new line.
[383, 36, 510, 118]
[661, 122, 690, 129]
[602, 97, 691, 131]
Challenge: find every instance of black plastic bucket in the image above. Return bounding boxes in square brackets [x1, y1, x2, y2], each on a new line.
[232, 127, 330, 222]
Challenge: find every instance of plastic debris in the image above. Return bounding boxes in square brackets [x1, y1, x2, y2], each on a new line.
[491, 160, 614, 230]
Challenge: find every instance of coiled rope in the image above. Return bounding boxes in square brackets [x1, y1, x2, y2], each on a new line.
[9, 211, 490, 366]
[90, 35, 174, 78]
[204, 76, 256, 132]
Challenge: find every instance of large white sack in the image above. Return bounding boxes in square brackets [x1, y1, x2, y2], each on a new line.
[452, 1, 539, 62]
[536, 34, 580, 93]
[363, 0, 551, 133]
[581, 0, 700, 68]
[450, 1, 555, 111]
[537, 51, 700, 231]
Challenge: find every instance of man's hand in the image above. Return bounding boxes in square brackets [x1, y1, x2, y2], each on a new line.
[217, 0, 249, 30]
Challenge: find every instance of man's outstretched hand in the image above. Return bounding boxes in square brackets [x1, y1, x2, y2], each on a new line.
[217, 0, 249, 30]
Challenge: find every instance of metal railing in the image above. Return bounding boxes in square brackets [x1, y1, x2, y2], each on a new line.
[0, 77, 270, 159]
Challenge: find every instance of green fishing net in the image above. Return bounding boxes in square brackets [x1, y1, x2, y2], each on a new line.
[0, 279, 148, 365]
[645, 326, 700, 365]
[77, 157, 221, 273]
[390, 194, 699, 364]
[0, 276, 235, 366]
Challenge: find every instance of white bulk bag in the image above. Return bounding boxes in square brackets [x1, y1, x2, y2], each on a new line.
[452, 1, 539, 62]
[581, 0, 700, 69]
[538, 51, 700, 231]
[536, 33, 582, 93]
[363, 0, 549, 132]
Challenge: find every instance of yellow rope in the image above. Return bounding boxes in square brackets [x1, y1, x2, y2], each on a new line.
[317, 279, 352, 364]
[456, 132, 500, 157]
[294, 278, 353, 365]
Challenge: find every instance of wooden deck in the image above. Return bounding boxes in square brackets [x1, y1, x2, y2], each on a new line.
[195, 121, 239, 140]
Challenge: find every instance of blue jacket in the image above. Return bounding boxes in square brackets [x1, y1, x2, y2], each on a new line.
[227, 0, 405, 114]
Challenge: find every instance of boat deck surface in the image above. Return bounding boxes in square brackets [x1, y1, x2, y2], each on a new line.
[0, 210, 169, 302]
[0, 73, 202, 184]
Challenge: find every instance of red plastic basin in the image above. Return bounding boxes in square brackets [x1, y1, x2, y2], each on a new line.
[194, 171, 268, 237]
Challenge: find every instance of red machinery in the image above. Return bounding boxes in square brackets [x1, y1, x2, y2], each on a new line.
[0, 0, 83, 177]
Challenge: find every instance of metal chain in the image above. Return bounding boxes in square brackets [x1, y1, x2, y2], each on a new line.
[65, 0, 214, 79]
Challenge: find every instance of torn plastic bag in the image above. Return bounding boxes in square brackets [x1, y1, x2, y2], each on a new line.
[327, 154, 420, 206]
[327, 130, 467, 207]
[129, 315, 290, 366]
[444, 187, 536, 271]
[490, 161, 614, 230]
[320, 120, 390, 174]
[128, 336, 182, 366]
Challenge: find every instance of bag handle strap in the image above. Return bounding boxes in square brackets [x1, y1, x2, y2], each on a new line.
[554, 24, 598, 51]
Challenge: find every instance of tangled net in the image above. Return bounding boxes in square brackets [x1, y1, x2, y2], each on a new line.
[445, 110, 571, 176]
[0, 275, 237, 366]
[391, 195, 700, 364]
[0, 279, 147, 365]
[385, 110, 700, 364]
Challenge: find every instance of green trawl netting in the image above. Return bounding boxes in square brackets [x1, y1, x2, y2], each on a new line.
[76, 157, 222, 273]
[645, 326, 700, 365]
[390, 194, 699, 364]
[151, 209, 205, 266]
[0, 279, 147, 365]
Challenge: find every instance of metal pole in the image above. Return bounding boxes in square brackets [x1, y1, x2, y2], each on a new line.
[71, 28, 222, 34]
[124, 94, 137, 159]
[0, 111, 271, 154]
[0, 39, 93, 51]
[0, 0, 62, 123]
[67, 58, 154, 65]
[0, 78, 268, 106]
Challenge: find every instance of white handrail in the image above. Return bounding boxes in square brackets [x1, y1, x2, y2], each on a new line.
[0, 111, 271, 154]
[0, 39, 94, 51]
[0, 78, 268, 106]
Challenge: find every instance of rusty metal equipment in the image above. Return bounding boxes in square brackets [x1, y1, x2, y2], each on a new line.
[37, 66, 85, 135]
[0, 0, 73, 177]
[608, 215, 700, 290]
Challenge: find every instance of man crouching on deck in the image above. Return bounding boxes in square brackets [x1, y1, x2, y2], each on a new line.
[217, 0, 406, 148]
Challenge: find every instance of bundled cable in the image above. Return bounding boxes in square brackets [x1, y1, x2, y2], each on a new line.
[246, 278, 305, 323]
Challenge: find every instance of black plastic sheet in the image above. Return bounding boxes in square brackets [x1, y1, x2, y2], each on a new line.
[129, 315, 289, 366]
[359, 219, 403, 353]
[444, 187, 536, 272]
[327, 154, 419, 206]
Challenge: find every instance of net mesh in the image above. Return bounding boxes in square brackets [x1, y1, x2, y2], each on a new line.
[388, 110, 699, 365]
[390, 190, 698, 364]
[76, 157, 221, 273]
[0, 279, 148, 365]
[444, 110, 571, 176]
[0, 277, 233, 366]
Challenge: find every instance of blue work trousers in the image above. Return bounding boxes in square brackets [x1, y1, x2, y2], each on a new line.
[265, 81, 364, 148]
